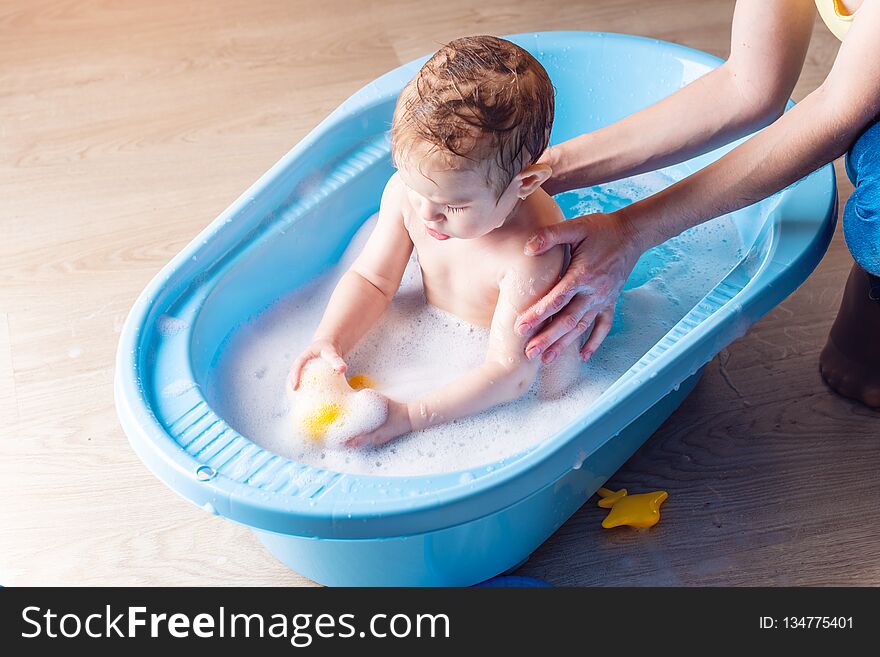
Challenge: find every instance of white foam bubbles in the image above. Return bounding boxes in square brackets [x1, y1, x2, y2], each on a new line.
[157, 314, 189, 337]
[206, 172, 746, 476]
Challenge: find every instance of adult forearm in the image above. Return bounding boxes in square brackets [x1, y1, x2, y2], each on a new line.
[624, 85, 857, 252]
[546, 0, 816, 195]
[547, 64, 780, 193]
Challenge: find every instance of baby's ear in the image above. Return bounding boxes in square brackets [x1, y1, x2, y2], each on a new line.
[516, 164, 552, 198]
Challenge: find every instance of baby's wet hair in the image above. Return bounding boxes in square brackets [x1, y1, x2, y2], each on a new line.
[391, 35, 555, 196]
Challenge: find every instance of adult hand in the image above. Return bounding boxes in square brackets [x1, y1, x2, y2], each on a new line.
[516, 211, 646, 364]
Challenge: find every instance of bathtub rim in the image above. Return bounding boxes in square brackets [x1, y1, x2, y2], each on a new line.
[115, 31, 838, 540]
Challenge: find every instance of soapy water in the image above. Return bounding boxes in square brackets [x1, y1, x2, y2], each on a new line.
[157, 314, 189, 337]
[207, 172, 745, 476]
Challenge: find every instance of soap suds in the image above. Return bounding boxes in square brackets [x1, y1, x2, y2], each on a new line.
[206, 172, 747, 476]
[289, 359, 388, 449]
[157, 314, 189, 337]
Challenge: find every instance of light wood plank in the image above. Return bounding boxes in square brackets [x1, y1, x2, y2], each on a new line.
[2, 0, 877, 586]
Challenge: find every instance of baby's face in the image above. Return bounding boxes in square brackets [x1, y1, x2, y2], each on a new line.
[396, 147, 521, 241]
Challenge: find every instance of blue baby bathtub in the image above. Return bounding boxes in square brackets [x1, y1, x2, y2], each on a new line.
[115, 31, 836, 586]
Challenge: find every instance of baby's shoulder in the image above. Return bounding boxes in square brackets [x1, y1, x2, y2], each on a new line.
[494, 238, 564, 293]
[376, 173, 411, 230]
[496, 193, 566, 277]
[381, 172, 407, 207]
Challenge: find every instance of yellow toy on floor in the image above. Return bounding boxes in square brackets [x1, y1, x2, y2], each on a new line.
[288, 360, 386, 449]
[596, 487, 668, 529]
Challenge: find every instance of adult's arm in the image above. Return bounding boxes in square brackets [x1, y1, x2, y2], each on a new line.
[520, 0, 880, 364]
[543, 0, 815, 195]
[628, 0, 880, 251]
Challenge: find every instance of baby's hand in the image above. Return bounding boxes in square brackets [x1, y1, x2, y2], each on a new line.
[289, 338, 347, 391]
[346, 397, 413, 448]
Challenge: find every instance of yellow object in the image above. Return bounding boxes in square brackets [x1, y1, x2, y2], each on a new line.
[814, 0, 855, 41]
[290, 360, 387, 448]
[597, 487, 668, 529]
[301, 402, 342, 440]
[347, 374, 376, 390]
[596, 487, 628, 508]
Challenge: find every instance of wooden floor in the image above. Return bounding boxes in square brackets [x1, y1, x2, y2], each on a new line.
[2, 0, 878, 586]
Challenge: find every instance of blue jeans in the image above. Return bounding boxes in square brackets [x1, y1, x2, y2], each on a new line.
[844, 117, 880, 287]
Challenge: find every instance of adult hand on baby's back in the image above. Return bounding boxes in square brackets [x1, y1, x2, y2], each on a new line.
[516, 211, 645, 364]
[289, 338, 347, 391]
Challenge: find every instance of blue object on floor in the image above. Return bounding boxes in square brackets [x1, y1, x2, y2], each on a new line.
[116, 31, 837, 587]
[476, 576, 553, 588]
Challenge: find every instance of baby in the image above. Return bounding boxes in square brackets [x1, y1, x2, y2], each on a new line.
[290, 35, 579, 447]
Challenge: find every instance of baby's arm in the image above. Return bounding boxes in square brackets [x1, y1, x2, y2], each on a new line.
[348, 245, 564, 446]
[414, 266, 547, 424]
[290, 175, 413, 388]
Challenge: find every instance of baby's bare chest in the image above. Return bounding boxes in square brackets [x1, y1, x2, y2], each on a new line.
[410, 234, 503, 327]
